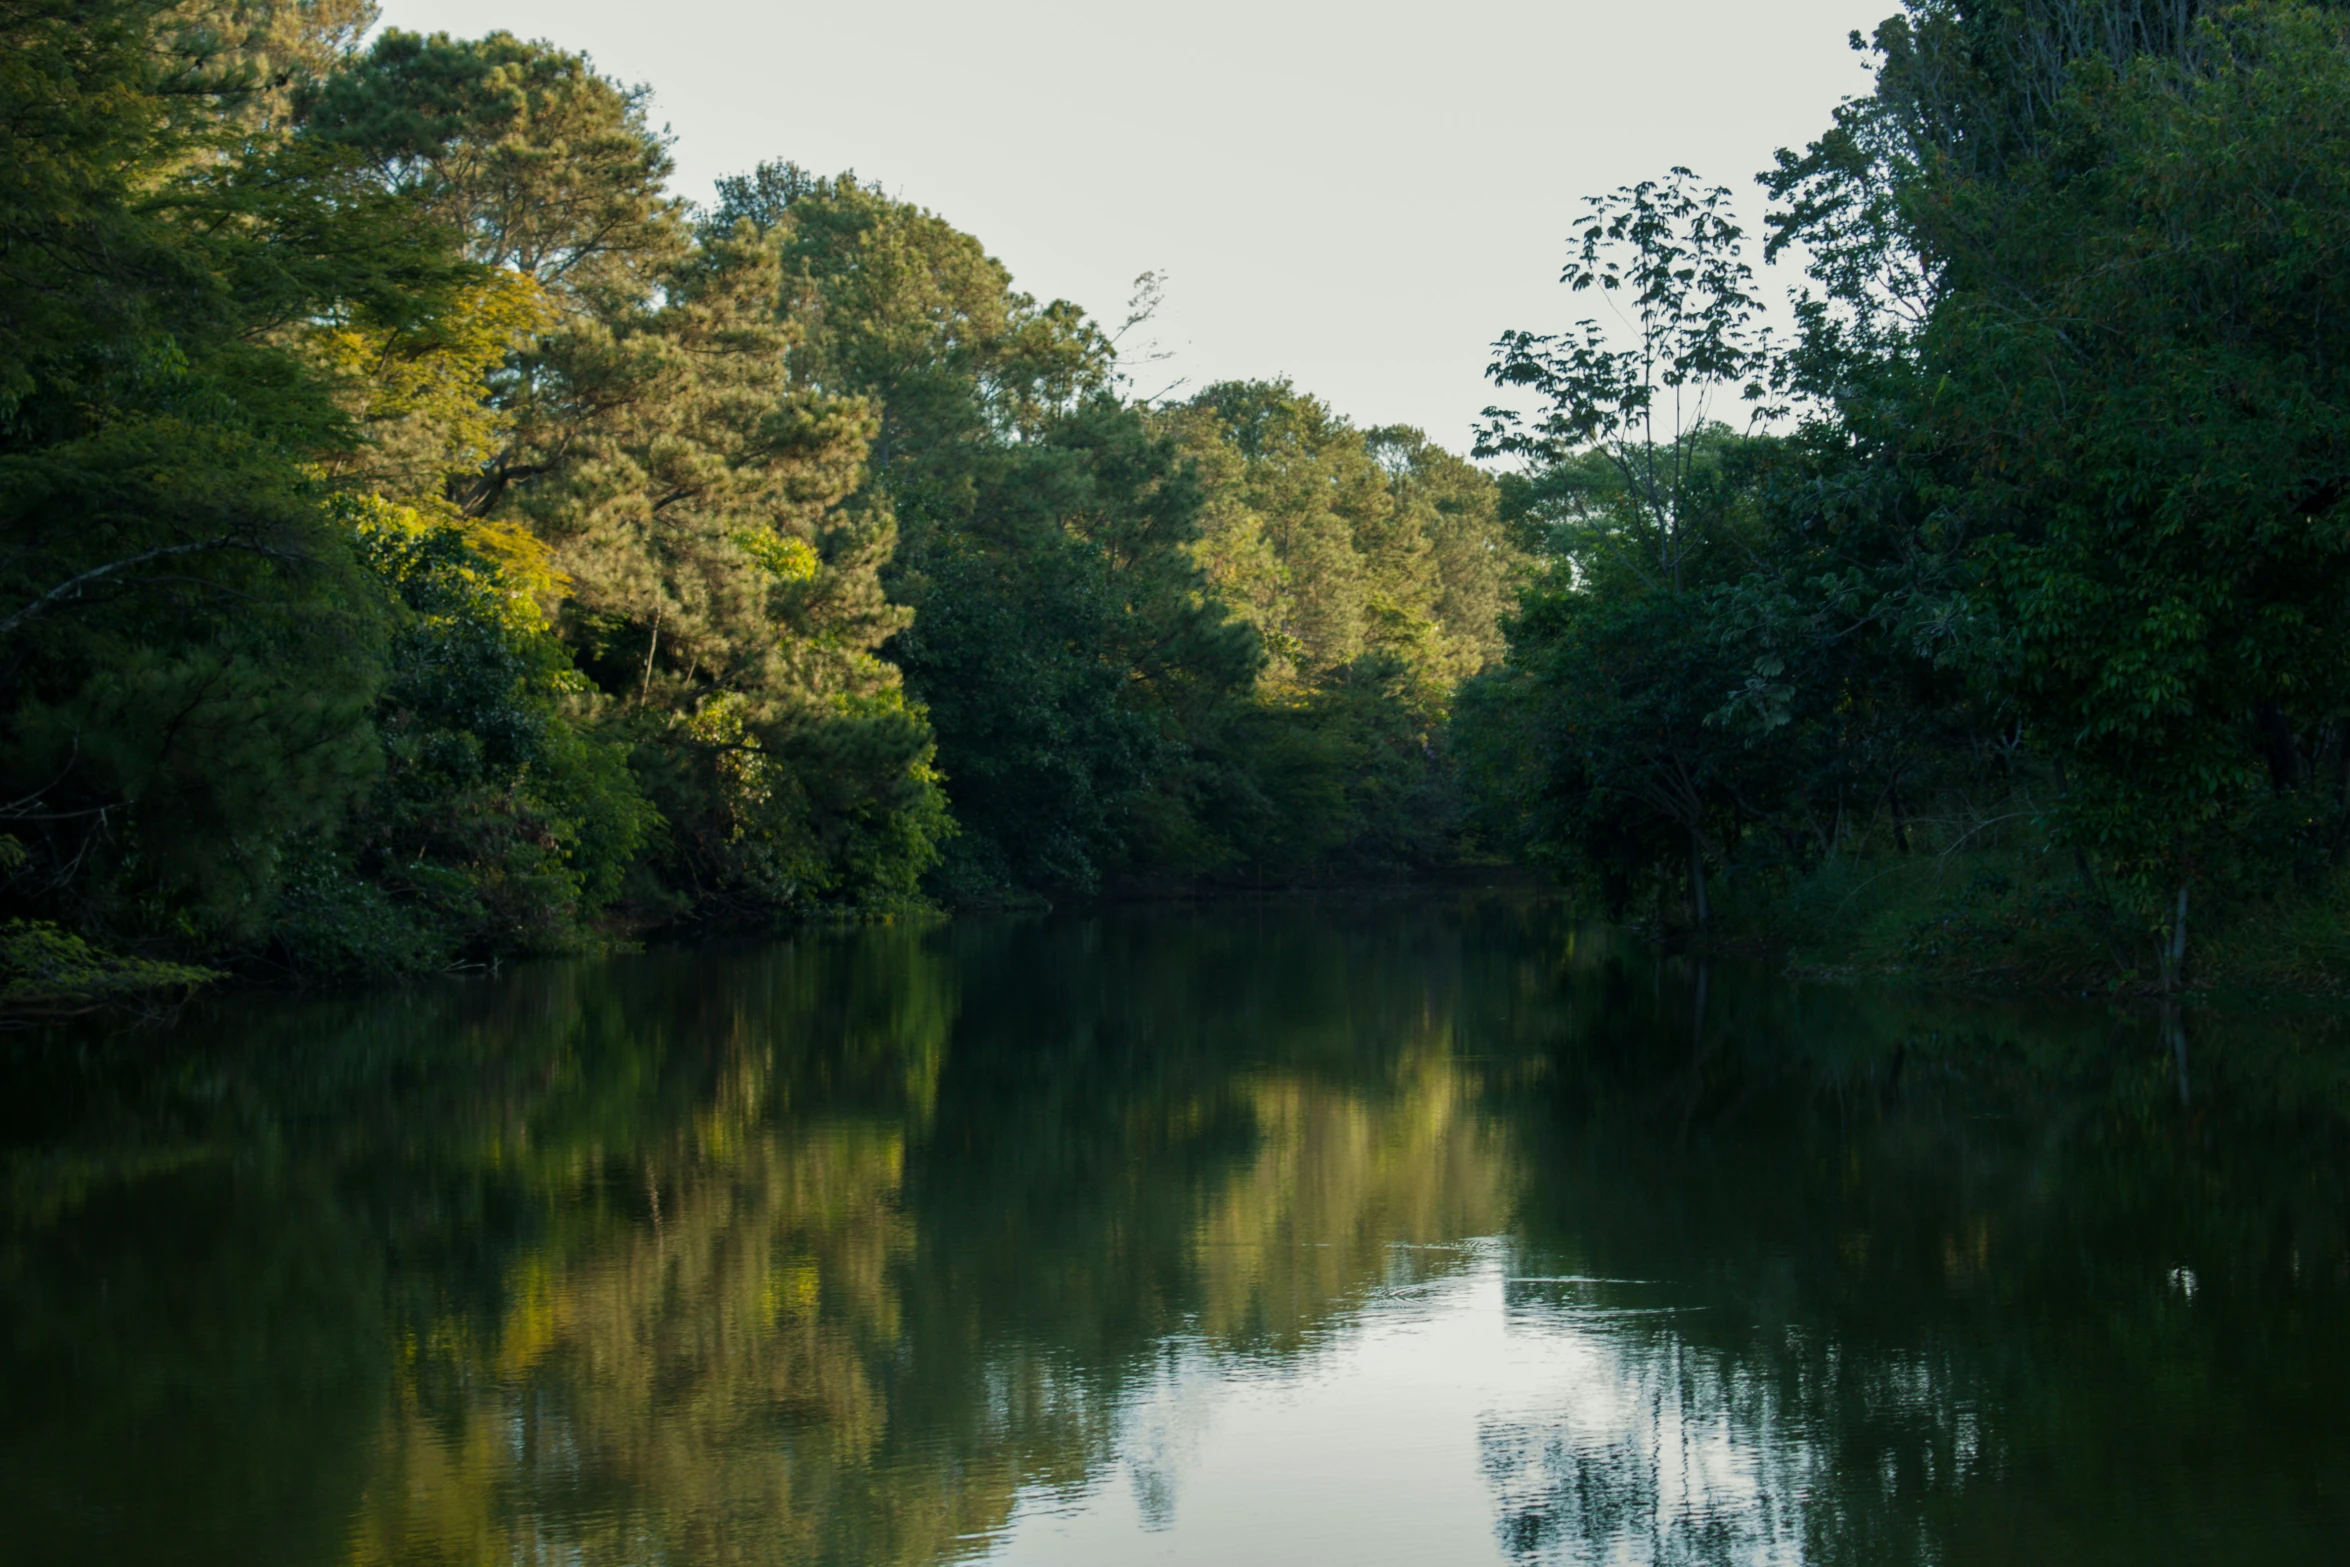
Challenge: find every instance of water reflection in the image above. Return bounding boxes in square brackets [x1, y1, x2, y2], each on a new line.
[3, 901, 2348, 1565]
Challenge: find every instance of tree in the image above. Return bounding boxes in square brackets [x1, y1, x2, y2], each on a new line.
[1765, 0, 2350, 980]
[273, 498, 653, 973]
[305, 44, 949, 916]
[0, 0, 472, 949]
[1467, 171, 1774, 925]
[1155, 382, 1522, 880]
[1167, 382, 1455, 687]
[1481, 169, 1771, 593]
[722, 166, 1255, 897]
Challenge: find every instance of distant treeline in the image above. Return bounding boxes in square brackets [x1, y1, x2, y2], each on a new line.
[0, 0, 1521, 987]
[1455, 0, 2350, 990]
[10, 0, 2350, 996]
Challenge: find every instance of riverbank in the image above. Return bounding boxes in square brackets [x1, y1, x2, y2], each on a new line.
[1696, 845, 2350, 1000]
[13, 844, 2348, 1020]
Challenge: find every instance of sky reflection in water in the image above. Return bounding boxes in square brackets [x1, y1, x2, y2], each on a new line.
[986, 1248, 1802, 1567]
[3, 898, 2346, 1566]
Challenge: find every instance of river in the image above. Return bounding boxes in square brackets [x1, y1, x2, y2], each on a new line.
[3, 896, 2345, 1564]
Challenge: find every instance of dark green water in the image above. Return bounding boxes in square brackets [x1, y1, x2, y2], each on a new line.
[3, 898, 2347, 1566]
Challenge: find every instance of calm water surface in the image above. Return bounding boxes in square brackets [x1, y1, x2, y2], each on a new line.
[4, 899, 2347, 1565]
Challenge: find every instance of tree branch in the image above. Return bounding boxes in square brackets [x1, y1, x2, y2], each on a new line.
[0, 538, 300, 641]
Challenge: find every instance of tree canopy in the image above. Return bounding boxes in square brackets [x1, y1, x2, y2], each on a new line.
[0, 8, 1519, 990]
[13, 0, 2346, 995]
[1454, 0, 2350, 989]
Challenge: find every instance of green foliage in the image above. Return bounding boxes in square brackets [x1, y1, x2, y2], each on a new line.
[1169, 381, 1513, 687]
[297, 26, 683, 288]
[1457, 1, 2350, 987]
[281, 499, 654, 973]
[308, 49, 948, 924]
[0, 9, 1540, 974]
[0, 919, 221, 1012]
[1146, 381, 1520, 882]
[1461, 178, 1780, 923]
[1483, 169, 1772, 592]
[1217, 654, 1462, 875]
[725, 169, 1251, 897]
[0, 11, 954, 967]
[883, 414, 1195, 894]
[0, 0, 456, 948]
[1913, 2, 2350, 912]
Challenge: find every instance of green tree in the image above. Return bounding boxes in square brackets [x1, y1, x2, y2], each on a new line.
[1465, 172, 1774, 925]
[1766, 0, 2350, 980]
[1482, 169, 1771, 593]
[1160, 381, 1521, 879]
[271, 498, 654, 973]
[305, 42, 948, 917]
[719, 166, 1255, 897]
[0, 0, 473, 954]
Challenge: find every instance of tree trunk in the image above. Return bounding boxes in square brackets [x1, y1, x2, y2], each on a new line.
[2333, 728, 2350, 864]
[1691, 960, 1710, 1057]
[2162, 882, 2189, 992]
[2255, 701, 2304, 791]
[2164, 1004, 2190, 1108]
[1688, 829, 1710, 932]
[640, 605, 662, 701]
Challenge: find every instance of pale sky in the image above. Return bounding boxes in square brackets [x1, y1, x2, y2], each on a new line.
[378, 0, 1889, 450]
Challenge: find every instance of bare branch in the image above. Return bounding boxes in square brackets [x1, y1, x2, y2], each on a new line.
[0, 538, 301, 641]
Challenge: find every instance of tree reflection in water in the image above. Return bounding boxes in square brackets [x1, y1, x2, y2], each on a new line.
[3, 900, 2349, 1566]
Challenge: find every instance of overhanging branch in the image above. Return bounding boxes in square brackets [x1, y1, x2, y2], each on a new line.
[0, 537, 300, 641]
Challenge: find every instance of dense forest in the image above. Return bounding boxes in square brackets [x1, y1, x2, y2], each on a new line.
[0, 0, 1521, 994]
[5, 0, 2349, 998]
[1459, 0, 2350, 990]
